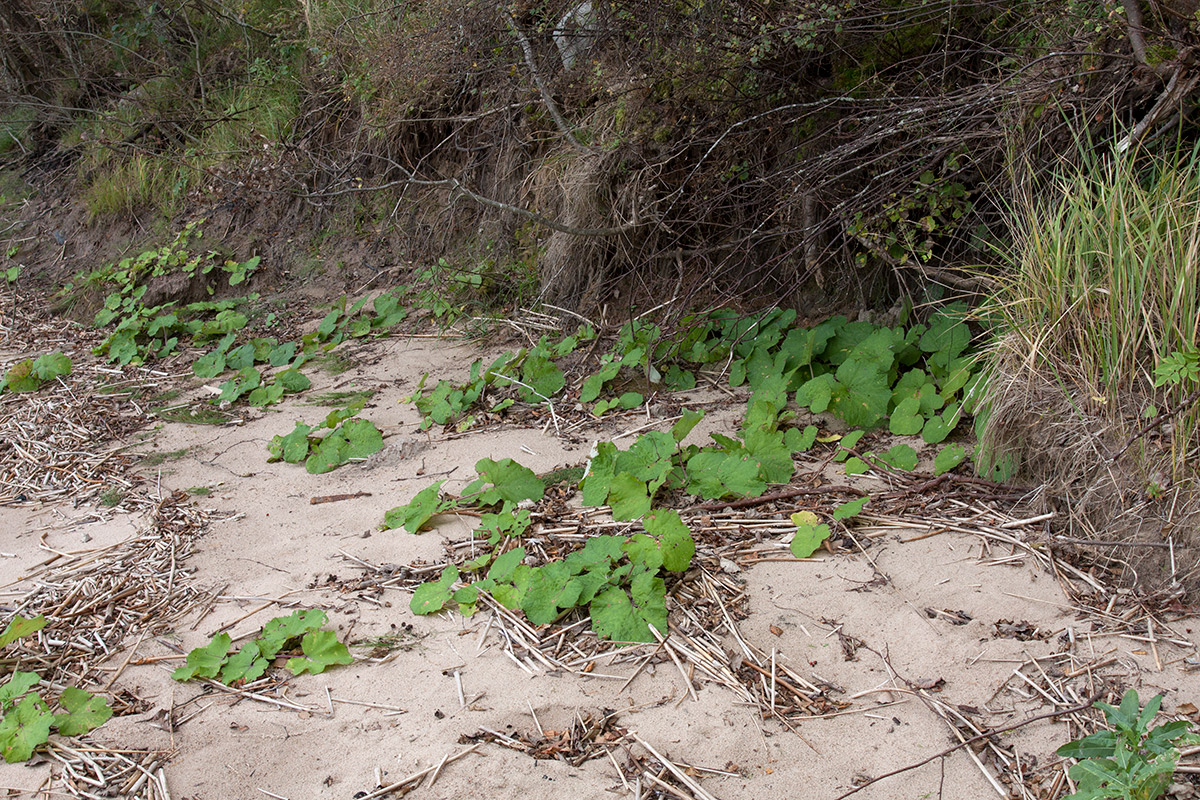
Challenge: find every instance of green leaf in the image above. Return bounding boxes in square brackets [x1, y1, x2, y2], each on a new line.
[580, 362, 620, 403]
[3, 360, 39, 392]
[934, 443, 968, 475]
[286, 630, 354, 675]
[317, 309, 340, 340]
[921, 416, 950, 444]
[193, 349, 227, 378]
[671, 409, 706, 443]
[608, 473, 651, 521]
[487, 547, 526, 582]
[832, 496, 869, 521]
[31, 353, 71, 381]
[919, 306, 970, 359]
[844, 457, 870, 475]
[53, 687, 113, 736]
[622, 534, 664, 573]
[519, 355, 565, 400]
[268, 342, 297, 366]
[833, 429, 864, 462]
[643, 509, 695, 572]
[225, 343, 257, 370]
[785, 425, 818, 453]
[685, 451, 765, 500]
[0, 694, 53, 762]
[790, 511, 832, 558]
[470, 458, 545, 507]
[268, 422, 313, 463]
[305, 419, 384, 474]
[619, 432, 675, 488]
[0, 615, 46, 649]
[172, 633, 232, 681]
[410, 565, 459, 615]
[889, 396, 924, 436]
[258, 609, 329, 657]
[796, 373, 837, 413]
[276, 369, 311, 393]
[581, 441, 618, 506]
[521, 562, 582, 625]
[879, 444, 918, 471]
[1057, 730, 1119, 760]
[383, 482, 446, 533]
[0, 673, 41, 713]
[216, 366, 261, 404]
[248, 382, 285, 407]
[589, 575, 666, 644]
[830, 357, 891, 428]
[220, 642, 268, 684]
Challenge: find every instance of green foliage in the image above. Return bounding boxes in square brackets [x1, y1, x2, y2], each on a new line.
[0, 616, 45, 649]
[0, 615, 111, 762]
[0, 694, 55, 763]
[1057, 690, 1200, 800]
[582, 432, 678, 520]
[53, 687, 115, 737]
[0, 353, 72, 393]
[172, 610, 352, 685]
[832, 496, 869, 521]
[791, 307, 974, 434]
[789, 511, 831, 558]
[411, 509, 696, 642]
[409, 339, 568, 431]
[267, 401, 385, 474]
[850, 156, 974, 268]
[934, 443, 968, 475]
[385, 482, 448, 534]
[80, 222, 264, 366]
[384, 457, 546, 533]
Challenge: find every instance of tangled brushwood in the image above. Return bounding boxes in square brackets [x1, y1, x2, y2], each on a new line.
[1, 1, 1197, 314]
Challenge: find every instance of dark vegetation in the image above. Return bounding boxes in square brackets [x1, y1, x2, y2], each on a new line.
[3, 0, 1200, 590]
[0, 0, 1187, 309]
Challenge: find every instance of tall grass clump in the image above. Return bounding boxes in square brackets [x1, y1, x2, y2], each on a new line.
[977, 145, 1200, 590]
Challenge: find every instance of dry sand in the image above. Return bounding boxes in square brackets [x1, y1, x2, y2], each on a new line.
[2, 328, 1200, 800]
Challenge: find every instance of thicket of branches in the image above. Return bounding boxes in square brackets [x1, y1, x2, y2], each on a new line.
[1, 0, 1196, 312]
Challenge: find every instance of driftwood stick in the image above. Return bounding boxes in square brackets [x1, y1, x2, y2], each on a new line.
[310, 491, 372, 505]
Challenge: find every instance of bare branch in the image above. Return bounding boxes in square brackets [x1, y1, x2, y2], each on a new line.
[501, 10, 601, 156]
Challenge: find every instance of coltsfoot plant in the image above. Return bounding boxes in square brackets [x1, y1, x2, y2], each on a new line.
[1057, 689, 1200, 800]
[173, 610, 353, 685]
[0, 615, 112, 762]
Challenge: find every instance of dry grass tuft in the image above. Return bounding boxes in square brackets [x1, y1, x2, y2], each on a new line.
[975, 145, 1200, 595]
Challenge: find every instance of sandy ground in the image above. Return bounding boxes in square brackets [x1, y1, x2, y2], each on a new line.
[2, 329, 1200, 800]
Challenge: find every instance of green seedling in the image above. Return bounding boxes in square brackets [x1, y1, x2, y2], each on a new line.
[1057, 690, 1200, 800]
